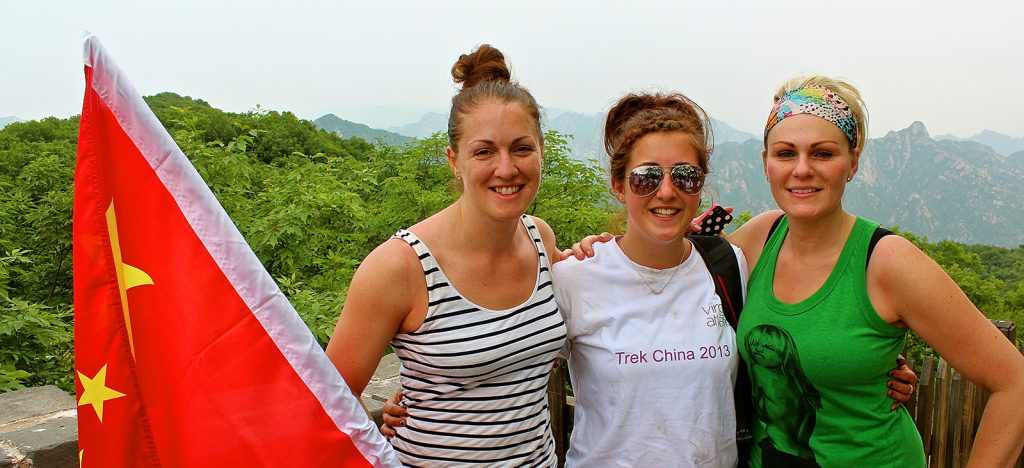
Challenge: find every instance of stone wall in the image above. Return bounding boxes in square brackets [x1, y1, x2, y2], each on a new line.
[0, 386, 78, 468]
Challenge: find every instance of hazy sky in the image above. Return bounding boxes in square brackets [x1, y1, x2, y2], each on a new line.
[4, 0, 1022, 138]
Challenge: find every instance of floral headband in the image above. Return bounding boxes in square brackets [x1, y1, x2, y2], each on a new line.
[763, 84, 858, 148]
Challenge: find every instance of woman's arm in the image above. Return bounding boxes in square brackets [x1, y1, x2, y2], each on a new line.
[325, 239, 423, 399]
[869, 236, 1024, 466]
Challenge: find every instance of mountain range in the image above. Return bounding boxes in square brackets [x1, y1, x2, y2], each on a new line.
[343, 110, 756, 163]
[314, 113, 411, 146]
[936, 130, 1024, 157]
[0, 116, 20, 130]
[711, 122, 1024, 247]
[317, 112, 1023, 247]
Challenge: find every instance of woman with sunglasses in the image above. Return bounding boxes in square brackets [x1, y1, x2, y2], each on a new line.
[549, 91, 746, 466]
[375, 83, 920, 466]
[724, 76, 1024, 467]
[325, 44, 566, 467]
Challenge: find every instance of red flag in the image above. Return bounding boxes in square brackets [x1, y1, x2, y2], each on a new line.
[73, 34, 398, 467]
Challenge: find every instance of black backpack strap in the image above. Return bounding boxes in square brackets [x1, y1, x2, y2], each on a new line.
[867, 226, 893, 269]
[764, 214, 785, 247]
[688, 235, 752, 457]
[689, 236, 743, 328]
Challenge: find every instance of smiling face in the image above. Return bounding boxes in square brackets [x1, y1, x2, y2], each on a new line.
[763, 114, 860, 221]
[612, 131, 702, 247]
[446, 99, 542, 221]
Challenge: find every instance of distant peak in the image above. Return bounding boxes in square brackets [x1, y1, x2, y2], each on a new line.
[907, 121, 929, 135]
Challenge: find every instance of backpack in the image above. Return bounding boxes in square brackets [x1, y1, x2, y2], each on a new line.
[688, 235, 752, 463]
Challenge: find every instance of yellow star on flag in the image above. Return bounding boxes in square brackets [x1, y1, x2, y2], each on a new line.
[77, 364, 126, 422]
[106, 201, 154, 359]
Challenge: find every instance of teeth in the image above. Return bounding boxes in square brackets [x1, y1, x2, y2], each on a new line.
[495, 186, 521, 195]
[790, 188, 818, 194]
[653, 208, 679, 216]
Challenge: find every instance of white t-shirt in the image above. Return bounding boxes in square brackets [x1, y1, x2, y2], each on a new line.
[553, 238, 748, 468]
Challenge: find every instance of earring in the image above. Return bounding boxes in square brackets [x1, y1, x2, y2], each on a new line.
[847, 176, 853, 182]
[455, 173, 462, 181]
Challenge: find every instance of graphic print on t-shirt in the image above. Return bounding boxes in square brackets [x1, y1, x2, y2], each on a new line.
[745, 324, 822, 468]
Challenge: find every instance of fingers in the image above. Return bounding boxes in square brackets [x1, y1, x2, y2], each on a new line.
[895, 356, 918, 385]
[723, 206, 735, 214]
[893, 367, 918, 386]
[887, 355, 920, 409]
[381, 388, 409, 430]
[559, 248, 573, 261]
[388, 387, 404, 405]
[887, 375, 916, 410]
[570, 243, 587, 260]
[382, 392, 408, 418]
[382, 410, 407, 427]
[572, 232, 612, 259]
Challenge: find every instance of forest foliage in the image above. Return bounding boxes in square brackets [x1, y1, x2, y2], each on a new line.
[1, 93, 1020, 392]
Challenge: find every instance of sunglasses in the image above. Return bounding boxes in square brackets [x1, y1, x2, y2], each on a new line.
[628, 164, 705, 197]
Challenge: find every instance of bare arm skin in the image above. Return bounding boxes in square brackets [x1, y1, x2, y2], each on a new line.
[325, 239, 426, 405]
[868, 236, 1024, 466]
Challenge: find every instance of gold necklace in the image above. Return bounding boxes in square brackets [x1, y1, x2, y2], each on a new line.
[621, 237, 688, 295]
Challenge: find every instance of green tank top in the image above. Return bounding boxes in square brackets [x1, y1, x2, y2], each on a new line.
[737, 216, 925, 467]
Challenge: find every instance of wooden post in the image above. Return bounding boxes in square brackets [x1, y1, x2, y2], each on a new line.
[906, 357, 918, 420]
[932, 358, 950, 468]
[949, 371, 963, 468]
[992, 320, 1017, 344]
[958, 376, 977, 467]
[547, 358, 568, 467]
[918, 356, 935, 456]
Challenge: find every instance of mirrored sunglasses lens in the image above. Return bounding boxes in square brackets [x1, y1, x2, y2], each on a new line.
[671, 165, 705, 194]
[628, 166, 663, 196]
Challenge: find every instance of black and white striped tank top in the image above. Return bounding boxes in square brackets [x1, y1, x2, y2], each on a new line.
[389, 215, 566, 467]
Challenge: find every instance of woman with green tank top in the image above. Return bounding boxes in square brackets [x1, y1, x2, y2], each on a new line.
[726, 77, 1024, 467]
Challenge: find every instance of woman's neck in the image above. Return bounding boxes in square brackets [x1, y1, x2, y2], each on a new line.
[617, 233, 690, 270]
[783, 208, 857, 256]
[444, 199, 524, 255]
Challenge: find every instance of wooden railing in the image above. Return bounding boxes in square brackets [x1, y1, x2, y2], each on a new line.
[906, 320, 1023, 468]
[546, 320, 1023, 467]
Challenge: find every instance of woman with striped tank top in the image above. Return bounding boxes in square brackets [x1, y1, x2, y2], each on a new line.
[325, 45, 566, 467]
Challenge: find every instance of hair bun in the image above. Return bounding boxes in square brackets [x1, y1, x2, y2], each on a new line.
[452, 44, 512, 90]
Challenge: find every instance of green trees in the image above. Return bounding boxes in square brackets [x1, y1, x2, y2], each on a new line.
[0, 118, 77, 392]
[0, 93, 1019, 392]
[0, 96, 617, 392]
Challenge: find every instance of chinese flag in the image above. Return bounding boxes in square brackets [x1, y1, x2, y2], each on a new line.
[73, 35, 398, 467]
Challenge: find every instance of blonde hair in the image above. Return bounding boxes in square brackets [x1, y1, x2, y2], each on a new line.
[773, 75, 869, 151]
